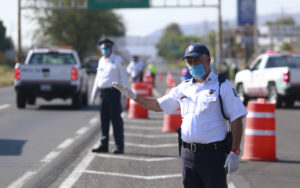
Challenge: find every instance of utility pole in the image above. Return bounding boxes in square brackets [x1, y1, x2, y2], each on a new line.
[216, 0, 223, 72]
[17, 0, 21, 62]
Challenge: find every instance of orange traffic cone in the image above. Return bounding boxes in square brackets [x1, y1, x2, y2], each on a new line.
[242, 98, 276, 161]
[162, 89, 182, 132]
[128, 82, 149, 119]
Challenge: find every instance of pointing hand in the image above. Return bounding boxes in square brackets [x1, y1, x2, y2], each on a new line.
[112, 82, 137, 100]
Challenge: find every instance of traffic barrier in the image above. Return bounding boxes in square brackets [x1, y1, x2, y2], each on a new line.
[162, 89, 182, 132]
[143, 73, 153, 96]
[166, 72, 176, 87]
[128, 82, 149, 119]
[158, 73, 164, 81]
[242, 98, 276, 161]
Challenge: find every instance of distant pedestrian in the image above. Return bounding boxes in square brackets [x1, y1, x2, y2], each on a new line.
[127, 55, 144, 83]
[147, 63, 157, 87]
[232, 59, 239, 79]
[113, 43, 247, 187]
[90, 38, 128, 154]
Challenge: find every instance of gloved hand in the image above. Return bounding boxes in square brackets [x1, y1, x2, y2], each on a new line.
[112, 82, 137, 100]
[224, 151, 240, 174]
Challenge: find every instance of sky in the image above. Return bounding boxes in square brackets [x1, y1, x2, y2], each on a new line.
[1, 0, 300, 47]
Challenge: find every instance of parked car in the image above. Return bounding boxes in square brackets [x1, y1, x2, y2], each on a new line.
[83, 56, 99, 74]
[234, 51, 300, 107]
[14, 47, 89, 109]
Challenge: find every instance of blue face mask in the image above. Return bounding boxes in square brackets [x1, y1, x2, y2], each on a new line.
[188, 64, 206, 79]
[101, 48, 110, 56]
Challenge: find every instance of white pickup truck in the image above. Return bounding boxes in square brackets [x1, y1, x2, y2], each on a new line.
[234, 52, 300, 107]
[14, 48, 89, 109]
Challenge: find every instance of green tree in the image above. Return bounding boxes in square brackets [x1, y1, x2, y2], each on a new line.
[156, 23, 201, 65]
[265, 17, 295, 26]
[0, 20, 14, 51]
[33, 1, 125, 59]
[280, 42, 292, 51]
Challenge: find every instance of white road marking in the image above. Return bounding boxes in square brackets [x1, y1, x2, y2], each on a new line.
[57, 138, 74, 149]
[7, 171, 37, 188]
[59, 152, 95, 188]
[95, 153, 178, 162]
[124, 132, 177, 138]
[7, 117, 97, 188]
[125, 125, 162, 130]
[228, 181, 236, 188]
[0, 104, 10, 110]
[76, 126, 89, 135]
[89, 116, 99, 125]
[84, 170, 181, 180]
[41, 151, 61, 163]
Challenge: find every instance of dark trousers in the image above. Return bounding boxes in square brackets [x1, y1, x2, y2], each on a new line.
[181, 147, 227, 188]
[99, 88, 124, 151]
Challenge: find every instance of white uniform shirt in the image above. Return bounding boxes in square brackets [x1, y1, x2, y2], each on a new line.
[90, 53, 128, 102]
[127, 60, 144, 78]
[157, 71, 247, 144]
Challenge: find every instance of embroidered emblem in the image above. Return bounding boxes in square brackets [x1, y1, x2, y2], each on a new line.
[188, 45, 194, 52]
[209, 89, 215, 94]
[232, 88, 238, 97]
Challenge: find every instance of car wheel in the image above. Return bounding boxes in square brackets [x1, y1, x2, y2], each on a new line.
[268, 83, 282, 107]
[72, 92, 82, 109]
[82, 91, 88, 106]
[237, 83, 249, 105]
[285, 98, 295, 108]
[27, 96, 36, 105]
[16, 93, 26, 109]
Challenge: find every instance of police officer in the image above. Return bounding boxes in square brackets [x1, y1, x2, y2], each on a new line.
[113, 43, 247, 187]
[90, 39, 128, 154]
[127, 55, 145, 83]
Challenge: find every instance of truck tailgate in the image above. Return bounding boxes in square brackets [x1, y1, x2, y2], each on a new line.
[20, 65, 73, 82]
[290, 69, 300, 84]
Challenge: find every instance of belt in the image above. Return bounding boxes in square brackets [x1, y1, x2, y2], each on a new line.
[99, 87, 115, 92]
[182, 140, 224, 152]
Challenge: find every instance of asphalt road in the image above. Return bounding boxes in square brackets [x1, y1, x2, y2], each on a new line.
[1, 70, 300, 188]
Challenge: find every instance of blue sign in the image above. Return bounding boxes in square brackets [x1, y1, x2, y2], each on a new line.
[238, 0, 255, 26]
[88, 0, 149, 10]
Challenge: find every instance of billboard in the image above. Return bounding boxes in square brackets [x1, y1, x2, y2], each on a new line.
[88, 0, 150, 10]
[237, 0, 256, 26]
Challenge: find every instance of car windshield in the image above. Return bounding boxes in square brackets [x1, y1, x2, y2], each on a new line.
[266, 56, 300, 68]
[28, 53, 76, 65]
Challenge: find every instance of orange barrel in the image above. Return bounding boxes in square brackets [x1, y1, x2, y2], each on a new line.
[158, 73, 164, 81]
[125, 97, 130, 110]
[143, 73, 153, 96]
[242, 98, 276, 161]
[166, 72, 176, 87]
[128, 82, 149, 119]
[162, 89, 182, 132]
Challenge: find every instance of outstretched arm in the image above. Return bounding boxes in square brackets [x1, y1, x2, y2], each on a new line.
[113, 82, 163, 112]
[135, 95, 163, 112]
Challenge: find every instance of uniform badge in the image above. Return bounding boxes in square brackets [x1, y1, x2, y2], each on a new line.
[232, 88, 239, 97]
[209, 89, 215, 94]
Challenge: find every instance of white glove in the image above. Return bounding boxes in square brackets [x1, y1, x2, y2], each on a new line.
[224, 152, 240, 174]
[112, 82, 137, 100]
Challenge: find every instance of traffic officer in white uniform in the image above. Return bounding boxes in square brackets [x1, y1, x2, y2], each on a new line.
[112, 43, 247, 187]
[127, 55, 145, 83]
[90, 39, 128, 154]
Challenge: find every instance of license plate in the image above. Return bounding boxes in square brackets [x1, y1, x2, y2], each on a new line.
[40, 84, 51, 91]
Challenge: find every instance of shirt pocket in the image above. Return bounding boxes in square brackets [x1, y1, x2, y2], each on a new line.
[200, 96, 217, 111]
[180, 97, 194, 116]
